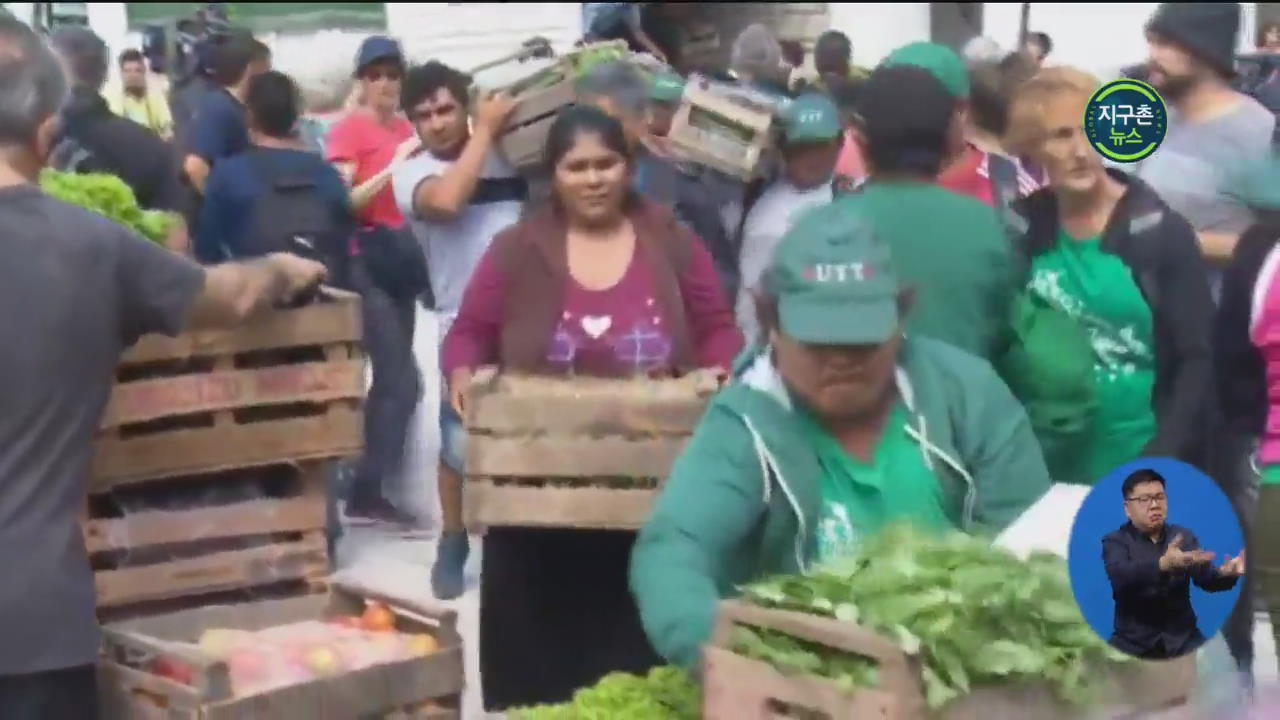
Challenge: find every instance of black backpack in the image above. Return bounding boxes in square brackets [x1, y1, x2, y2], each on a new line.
[243, 150, 347, 283]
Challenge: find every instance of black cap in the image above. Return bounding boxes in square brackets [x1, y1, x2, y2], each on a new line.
[354, 35, 404, 77]
[1147, 2, 1240, 78]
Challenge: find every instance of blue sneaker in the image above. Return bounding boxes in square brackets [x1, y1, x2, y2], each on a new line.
[431, 531, 470, 600]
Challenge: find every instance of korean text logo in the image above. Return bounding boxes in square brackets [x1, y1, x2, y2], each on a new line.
[1083, 79, 1168, 163]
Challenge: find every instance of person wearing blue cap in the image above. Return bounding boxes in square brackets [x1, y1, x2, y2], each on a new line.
[324, 36, 429, 532]
[734, 93, 844, 346]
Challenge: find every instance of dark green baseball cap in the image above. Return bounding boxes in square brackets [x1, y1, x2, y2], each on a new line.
[649, 71, 686, 104]
[765, 207, 901, 345]
[882, 41, 970, 99]
[780, 93, 842, 144]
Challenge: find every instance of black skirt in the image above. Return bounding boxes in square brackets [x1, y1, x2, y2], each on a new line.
[478, 527, 663, 711]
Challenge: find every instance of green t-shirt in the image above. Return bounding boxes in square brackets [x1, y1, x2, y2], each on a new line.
[1262, 464, 1280, 487]
[826, 182, 1018, 361]
[799, 403, 954, 564]
[1028, 231, 1156, 483]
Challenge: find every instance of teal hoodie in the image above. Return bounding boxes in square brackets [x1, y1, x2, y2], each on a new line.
[629, 337, 1052, 670]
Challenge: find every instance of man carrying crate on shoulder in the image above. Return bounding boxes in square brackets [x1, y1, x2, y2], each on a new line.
[0, 18, 326, 718]
[390, 61, 525, 601]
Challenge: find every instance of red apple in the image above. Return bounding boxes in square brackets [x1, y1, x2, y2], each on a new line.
[227, 648, 268, 685]
[151, 657, 194, 686]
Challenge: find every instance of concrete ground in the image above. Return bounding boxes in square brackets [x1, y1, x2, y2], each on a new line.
[331, 308, 1280, 719]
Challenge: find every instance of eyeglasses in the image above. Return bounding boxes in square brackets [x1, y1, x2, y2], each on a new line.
[1125, 493, 1167, 507]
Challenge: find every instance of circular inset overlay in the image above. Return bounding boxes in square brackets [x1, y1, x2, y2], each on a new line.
[1084, 79, 1168, 163]
[1066, 458, 1245, 660]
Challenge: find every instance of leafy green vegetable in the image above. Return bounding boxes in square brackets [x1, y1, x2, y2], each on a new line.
[510, 666, 699, 720]
[736, 525, 1133, 712]
[38, 169, 176, 243]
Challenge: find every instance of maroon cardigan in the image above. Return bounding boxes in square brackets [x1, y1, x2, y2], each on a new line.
[441, 199, 742, 378]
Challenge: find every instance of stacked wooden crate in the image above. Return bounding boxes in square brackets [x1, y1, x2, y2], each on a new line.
[88, 290, 364, 618]
[702, 600, 1195, 720]
[88, 292, 464, 718]
[461, 369, 718, 531]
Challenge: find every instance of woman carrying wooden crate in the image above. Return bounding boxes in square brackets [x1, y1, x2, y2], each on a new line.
[440, 105, 742, 711]
[629, 207, 1054, 672]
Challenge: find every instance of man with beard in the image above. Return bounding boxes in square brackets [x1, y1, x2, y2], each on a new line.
[1136, 0, 1274, 681]
[1103, 468, 1244, 659]
[1136, 3, 1275, 291]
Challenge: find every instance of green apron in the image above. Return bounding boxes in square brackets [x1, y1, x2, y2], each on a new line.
[799, 404, 954, 564]
[1028, 231, 1157, 483]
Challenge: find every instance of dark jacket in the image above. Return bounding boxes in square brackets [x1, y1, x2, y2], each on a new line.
[1102, 522, 1238, 659]
[1009, 170, 1215, 466]
[1215, 216, 1280, 434]
[55, 88, 183, 212]
[634, 148, 744, 302]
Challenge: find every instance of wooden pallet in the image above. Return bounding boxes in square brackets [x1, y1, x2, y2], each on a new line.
[703, 601, 1195, 720]
[461, 370, 717, 531]
[94, 291, 364, 488]
[98, 581, 464, 720]
[87, 462, 331, 615]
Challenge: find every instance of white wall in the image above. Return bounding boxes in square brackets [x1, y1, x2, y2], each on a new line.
[387, 2, 581, 79]
[985, 3, 1260, 81]
[828, 2, 932, 69]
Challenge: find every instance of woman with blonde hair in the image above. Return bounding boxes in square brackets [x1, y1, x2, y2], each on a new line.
[999, 67, 1213, 486]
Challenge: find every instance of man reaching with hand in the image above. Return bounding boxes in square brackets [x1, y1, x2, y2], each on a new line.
[1102, 468, 1245, 659]
[0, 18, 325, 717]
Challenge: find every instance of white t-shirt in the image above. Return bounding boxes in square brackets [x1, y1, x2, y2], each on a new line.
[734, 180, 834, 345]
[392, 148, 524, 319]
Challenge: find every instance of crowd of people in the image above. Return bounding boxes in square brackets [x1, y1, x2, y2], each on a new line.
[4, 1, 1280, 716]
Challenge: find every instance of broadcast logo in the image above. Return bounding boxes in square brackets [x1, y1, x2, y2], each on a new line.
[1084, 79, 1168, 164]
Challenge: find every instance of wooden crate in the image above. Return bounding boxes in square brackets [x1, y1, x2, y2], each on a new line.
[97, 580, 464, 720]
[703, 601, 1195, 720]
[668, 78, 775, 180]
[86, 461, 331, 617]
[461, 369, 718, 531]
[94, 290, 364, 488]
[497, 66, 576, 172]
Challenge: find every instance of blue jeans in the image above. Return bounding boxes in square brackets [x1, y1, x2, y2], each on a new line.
[348, 262, 421, 508]
[438, 313, 467, 475]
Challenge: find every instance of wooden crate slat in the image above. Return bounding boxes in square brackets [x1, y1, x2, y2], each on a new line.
[123, 291, 361, 364]
[704, 601, 1196, 720]
[84, 490, 326, 555]
[464, 482, 659, 530]
[102, 359, 364, 429]
[702, 647, 899, 720]
[464, 435, 686, 479]
[97, 661, 203, 720]
[93, 406, 361, 489]
[467, 388, 707, 437]
[94, 532, 329, 609]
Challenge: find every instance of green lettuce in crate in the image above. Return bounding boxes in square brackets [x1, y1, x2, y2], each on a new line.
[39, 169, 176, 244]
[511, 666, 699, 720]
[735, 525, 1133, 712]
